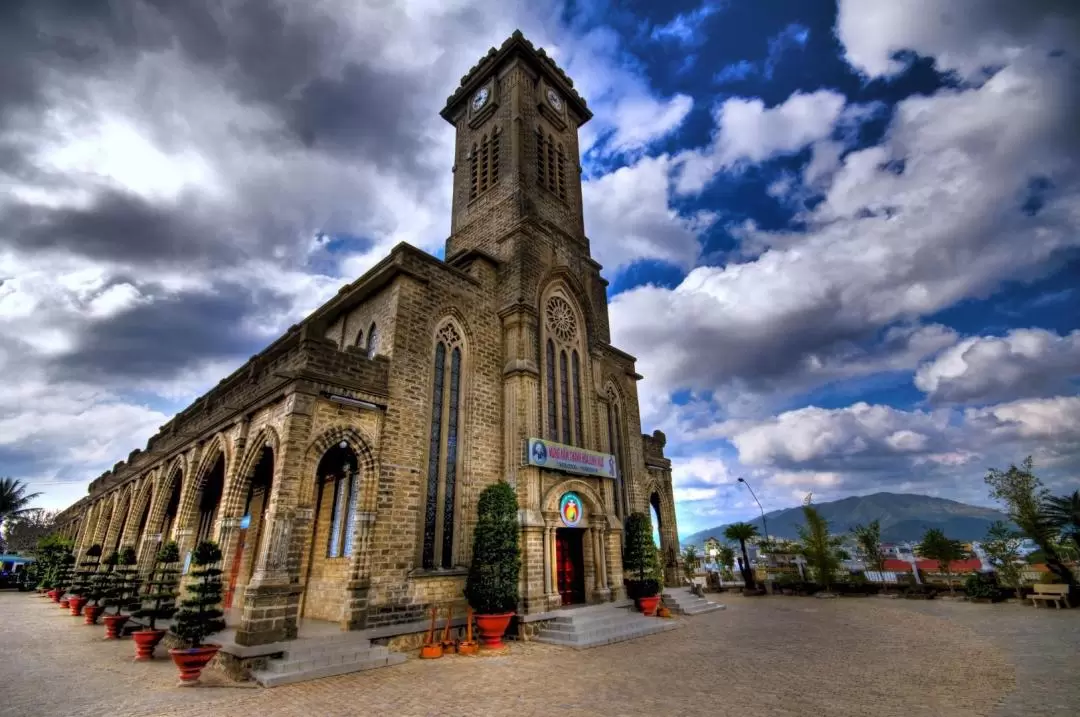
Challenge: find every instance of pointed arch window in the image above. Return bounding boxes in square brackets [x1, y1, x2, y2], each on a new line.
[543, 295, 585, 446]
[423, 322, 465, 569]
[469, 129, 501, 200]
[367, 322, 379, 359]
[606, 386, 629, 520]
[318, 443, 360, 558]
[536, 129, 567, 201]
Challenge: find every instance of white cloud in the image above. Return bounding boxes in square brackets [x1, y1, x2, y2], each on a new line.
[675, 90, 846, 194]
[836, 0, 1080, 81]
[583, 154, 715, 272]
[648, 2, 723, 47]
[916, 329, 1080, 404]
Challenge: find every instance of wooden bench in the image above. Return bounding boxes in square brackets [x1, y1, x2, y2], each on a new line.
[1030, 583, 1072, 609]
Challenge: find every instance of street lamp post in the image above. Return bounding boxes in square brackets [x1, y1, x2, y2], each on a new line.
[737, 477, 769, 544]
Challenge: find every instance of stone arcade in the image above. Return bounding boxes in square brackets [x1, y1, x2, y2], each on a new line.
[53, 31, 679, 650]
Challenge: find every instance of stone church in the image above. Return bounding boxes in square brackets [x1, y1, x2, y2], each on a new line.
[54, 31, 679, 648]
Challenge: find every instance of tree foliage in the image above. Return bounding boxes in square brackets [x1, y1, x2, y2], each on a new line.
[1, 509, 58, 554]
[980, 521, 1025, 599]
[917, 528, 966, 595]
[0, 477, 43, 529]
[681, 545, 699, 581]
[852, 519, 885, 572]
[134, 541, 181, 630]
[985, 457, 1075, 586]
[1044, 489, 1080, 553]
[172, 541, 226, 648]
[623, 511, 660, 597]
[723, 522, 759, 589]
[464, 482, 521, 614]
[796, 499, 844, 591]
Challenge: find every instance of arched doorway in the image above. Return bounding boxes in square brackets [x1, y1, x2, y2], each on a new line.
[235, 446, 274, 598]
[161, 476, 182, 541]
[303, 441, 360, 621]
[650, 490, 676, 582]
[542, 483, 611, 607]
[195, 455, 225, 544]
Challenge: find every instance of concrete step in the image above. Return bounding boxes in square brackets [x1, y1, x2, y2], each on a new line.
[662, 588, 725, 616]
[535, 605, 680, 650]
[252, 638, 405, 687]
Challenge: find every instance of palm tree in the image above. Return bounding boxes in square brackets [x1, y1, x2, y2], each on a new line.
[0, 478, 42, 531]
[723, 522, 759, 589]
[1045, 490, 1080, 553]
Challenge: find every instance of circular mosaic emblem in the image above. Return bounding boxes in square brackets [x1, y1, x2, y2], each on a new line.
[559, 492, 583, 527]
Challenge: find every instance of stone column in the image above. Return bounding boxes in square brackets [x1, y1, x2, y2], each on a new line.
[542, 524, 554, 595]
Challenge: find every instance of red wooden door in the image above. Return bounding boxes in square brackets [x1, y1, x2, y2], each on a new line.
[556, 529, 585, 605]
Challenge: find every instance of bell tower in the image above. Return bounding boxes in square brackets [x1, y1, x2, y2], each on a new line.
[439, 31, 593, 263]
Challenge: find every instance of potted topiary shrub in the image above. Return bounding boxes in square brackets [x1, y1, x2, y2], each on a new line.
[84, 550, 117, 625]
[132, 541, 180, 661]
[623, 512, 661, 615]
[168, 541, 226, 685]
[102, 547, 141, 639]
[51, 552, 76, 605]
[69, 545, 103, 618]
[463, 481, 521, 651]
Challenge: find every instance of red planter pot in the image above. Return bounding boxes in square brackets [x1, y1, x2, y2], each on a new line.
[103, 614, 130, 639]
[637, 595, 660, 616]
[83, 604, 103, 625]
[48, 589, 61, 602]
[474, 612, 514, 650]
[133, 629, 166, 661]
[69, 596, 88, 616]
[169, 645, 221, 685]
[59, 598, 70, 609]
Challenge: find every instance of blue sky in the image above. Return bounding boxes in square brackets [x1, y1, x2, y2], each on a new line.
[1, 0, 1078, 538]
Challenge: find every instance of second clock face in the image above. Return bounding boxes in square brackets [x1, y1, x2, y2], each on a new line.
[546, 88, 563, 111]
[472, 87, 489, 111]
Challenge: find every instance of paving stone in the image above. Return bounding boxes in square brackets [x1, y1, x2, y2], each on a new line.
[3, 590, 1078, 717]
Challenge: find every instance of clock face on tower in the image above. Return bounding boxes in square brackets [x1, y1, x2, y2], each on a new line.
[472, 87, 489, 111]
[546, 88, 563, 111]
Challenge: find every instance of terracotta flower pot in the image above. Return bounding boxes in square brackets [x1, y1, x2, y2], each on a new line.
[83, 604, 103, 625]
[49, 589, 61, 603]
[169, 645, 221, 685]
[474, 612, 514, 650]
[457, 641, 479, 656]
[657, 605, 672, 618]
[133, 629, 167, 661]
[419, 643, 443, 659]
[103, 614, 130, 639]
[637, 595, 660, 616]
[59, 598, 70, 609]
[69, 596, 88, 616]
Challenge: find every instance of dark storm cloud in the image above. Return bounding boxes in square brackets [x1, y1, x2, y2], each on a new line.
[50, 283, 291, 382]
[4, 188, 244, 266]
[0, 0, 450, 270]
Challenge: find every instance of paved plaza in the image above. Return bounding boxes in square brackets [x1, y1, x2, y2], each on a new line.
[1, 591, 1076, 717]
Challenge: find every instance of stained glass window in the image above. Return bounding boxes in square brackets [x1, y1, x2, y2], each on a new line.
[422, 342, 446, 569]
[328, 475, 346, 558]
[443, 347, 461, 568]
[572, 350, 583, 446]
[546, 339, 558, 441]
[342, 470, 360, 557]
[559, 350, 571, 445]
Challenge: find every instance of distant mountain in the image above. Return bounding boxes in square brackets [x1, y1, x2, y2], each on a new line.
[682, 492, 1012, 546]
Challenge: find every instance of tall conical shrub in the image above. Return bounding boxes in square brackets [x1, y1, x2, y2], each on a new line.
[133, 541, 181, 631]
[71, 545, 103, 601]
[464, 481, 521, 615]
[172, 541, 226, 648]
[623, 512, 660, 599]
[105, 547, 141, 616]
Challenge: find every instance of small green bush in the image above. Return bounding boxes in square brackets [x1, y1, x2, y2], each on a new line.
[172, 541, 226, 648]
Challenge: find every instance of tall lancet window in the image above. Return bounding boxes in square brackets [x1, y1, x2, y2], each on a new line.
[543, 294, 585, 447]
[423, 321, 465, 569]
[606, 385, 629, 520]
